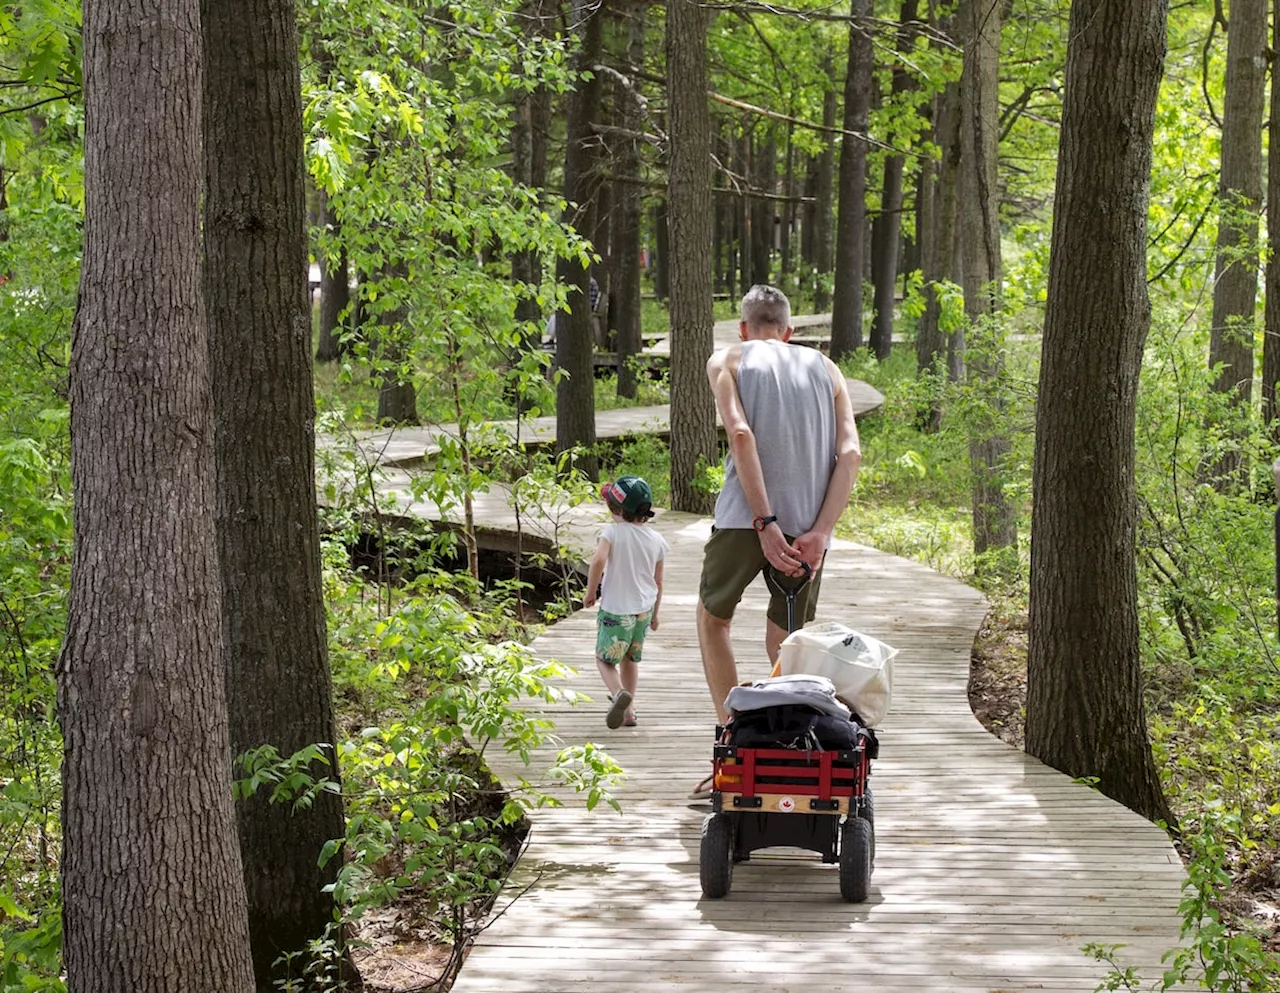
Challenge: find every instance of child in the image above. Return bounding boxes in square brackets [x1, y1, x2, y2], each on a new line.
[582, 475, 668, 728]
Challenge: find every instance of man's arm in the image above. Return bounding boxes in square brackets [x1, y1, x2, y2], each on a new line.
[793, 362, 862, 570]
[707, 347, 803, 574]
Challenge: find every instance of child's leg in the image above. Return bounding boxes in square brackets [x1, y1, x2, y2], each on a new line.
[595, 657, 624, 696]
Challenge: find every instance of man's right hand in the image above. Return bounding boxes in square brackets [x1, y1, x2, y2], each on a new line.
[758, 523, 805, 576]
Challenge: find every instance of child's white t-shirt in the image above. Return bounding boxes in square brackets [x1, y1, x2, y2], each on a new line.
[600, 522, 669, 615]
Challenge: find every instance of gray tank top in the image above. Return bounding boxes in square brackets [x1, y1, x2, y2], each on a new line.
[714, 339, 836, 537]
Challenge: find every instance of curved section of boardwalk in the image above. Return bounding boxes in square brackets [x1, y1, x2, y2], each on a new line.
[451, 511, 1186, 993]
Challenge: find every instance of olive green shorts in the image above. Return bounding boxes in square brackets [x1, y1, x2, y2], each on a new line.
[698, 527, 824, 631]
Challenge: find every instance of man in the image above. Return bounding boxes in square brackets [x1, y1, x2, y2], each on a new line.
[692, 284, 861, 796]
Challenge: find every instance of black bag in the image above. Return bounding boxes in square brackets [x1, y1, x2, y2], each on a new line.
[729, 705, 862, 751]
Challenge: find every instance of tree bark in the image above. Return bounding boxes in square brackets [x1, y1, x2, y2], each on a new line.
[653, 199, 670, 301]
[780, 121, 796, 283]
[1210, 0, 1266, 400]
[1264, 0, 1280, 432]
[750, 129, 775, 285]
[830, 2, 872, 360]
[958, 0, 1016, 567]
[202, 1, 349, 987]
[1027, 0, 1173, 826]
[315, 187, 349, 363]
[870, 0, 918, 361]
[666, 0, 717, 515]
[813, 58, 837, 312]
[1208, 0, 1266, 479]
[554, 0, 603, 478]
[615, 0, 645, 399]
[59, 2, 256, 990]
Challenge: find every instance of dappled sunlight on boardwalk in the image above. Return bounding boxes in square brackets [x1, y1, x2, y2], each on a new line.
[445, 512, 1188, 992]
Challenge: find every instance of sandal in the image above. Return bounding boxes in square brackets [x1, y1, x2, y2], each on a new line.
[623, 710, 637, 727]
[687, 773, 715, 802]
[606, 690, 632, 730]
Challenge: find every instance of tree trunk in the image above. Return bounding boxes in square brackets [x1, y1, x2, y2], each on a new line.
[1208, 0, 1266, 481]
[202, 1, 349, 987]
[958, 0, 1016, 567]
[750, 129, 775, 285]
[870, 0, 918, 362]
[830, 1, 872, 360]
[616, 1, 645, 399]
[315, 188, 349, 363]
[59, 2, 256, 990]
[554, 0, 603, 478]
[1264, 0, 1280, 432]
[666, 0, 717, 515]
[1027, 0, 1173, 827]
[739, 125, 752, 294]
[780, 122, 796, 284]
[813, 60, 837, 312]
[918, 81, 961, 403]
[653, 201, 670, 301]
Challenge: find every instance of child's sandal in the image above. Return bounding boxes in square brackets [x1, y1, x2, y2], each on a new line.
[605, 690, 632, 730]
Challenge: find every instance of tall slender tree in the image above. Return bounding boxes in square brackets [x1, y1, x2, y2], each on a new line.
[58, 1, 256, 990]
[315, 188, 350, 363]
[667, 0, 717, 514]
[813, 60, 837, 312]
[869, 0, 918, 361]
[1264, 0, 1280, 432]
[1208, 0, 1266, 478]
[615, 0, 646, 399]
[958, 0, 1015, 567]
[555, 0, 605, 478]
[1027, 0, 1173, 826]
[203, 0, 349, 986]
[830, 0, 873, 360]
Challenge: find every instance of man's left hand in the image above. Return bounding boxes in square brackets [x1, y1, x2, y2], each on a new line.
[792, 530, 828, 573]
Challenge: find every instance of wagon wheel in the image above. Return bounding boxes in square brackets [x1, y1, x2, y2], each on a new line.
[839, 815, 872, 903]
[700, 812, 735, 899]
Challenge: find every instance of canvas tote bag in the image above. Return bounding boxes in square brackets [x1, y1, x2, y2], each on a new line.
[777, 623, 898, 726]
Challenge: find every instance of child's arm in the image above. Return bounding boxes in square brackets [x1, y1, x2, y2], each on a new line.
[583, 537, 610, 607]
[650, 558, 664, 630]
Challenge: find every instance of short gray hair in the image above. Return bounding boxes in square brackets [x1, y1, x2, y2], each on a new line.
[740, 284, 792, 332]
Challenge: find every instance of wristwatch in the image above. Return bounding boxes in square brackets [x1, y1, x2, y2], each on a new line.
[752, 515, 778, 532]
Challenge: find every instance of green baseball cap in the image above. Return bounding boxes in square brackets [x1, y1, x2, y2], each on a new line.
[600, 474, 653, 515]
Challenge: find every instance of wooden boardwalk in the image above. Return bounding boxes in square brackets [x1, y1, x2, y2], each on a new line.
[443, 506, 1188, 993]
[350, 314, 875, 470]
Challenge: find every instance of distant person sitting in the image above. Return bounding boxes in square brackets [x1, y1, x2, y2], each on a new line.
[691, 284, 862, 799]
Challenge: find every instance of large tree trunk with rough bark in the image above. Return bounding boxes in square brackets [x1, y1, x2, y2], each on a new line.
[1027, 0, 1173, 827]
[830, 2, 872, 360]
[1208, 0, 1266, 481]
[615, 0, 645, 399]
[666, 0, 717, 515]
[59, 3, 257, 991]
[554, 0, 603, 478]
[869, 0, 918, 361]
[1264, 0, 1280, 432]
[958, 0, 1015, 568]
[202, 2, 350, 988]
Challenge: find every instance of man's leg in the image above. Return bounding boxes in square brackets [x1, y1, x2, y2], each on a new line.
[764, 560, 824, 664]
[697, 601, 738, 724]
[765, 618, 788, 664]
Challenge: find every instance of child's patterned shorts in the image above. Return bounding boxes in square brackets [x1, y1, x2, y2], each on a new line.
[595, 609, 653, 664]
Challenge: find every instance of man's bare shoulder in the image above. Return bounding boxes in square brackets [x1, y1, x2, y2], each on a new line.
[707, 342, 744, 373]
